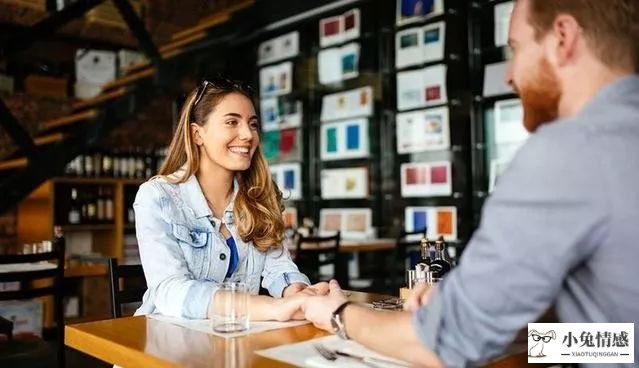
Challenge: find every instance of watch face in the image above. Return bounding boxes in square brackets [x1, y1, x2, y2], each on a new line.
[330, 315, 340, 333]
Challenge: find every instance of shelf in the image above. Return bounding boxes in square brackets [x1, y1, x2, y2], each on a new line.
[53, 177, 145, 185]
[60, 224, 115, 232]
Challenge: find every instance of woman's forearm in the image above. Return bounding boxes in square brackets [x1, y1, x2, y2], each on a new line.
[207, 290, 287, 321]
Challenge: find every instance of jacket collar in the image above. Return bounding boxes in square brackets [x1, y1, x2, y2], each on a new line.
[174, 167, 239, 221]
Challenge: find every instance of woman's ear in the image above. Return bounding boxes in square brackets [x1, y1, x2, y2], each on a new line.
[191, 123, 203, 146]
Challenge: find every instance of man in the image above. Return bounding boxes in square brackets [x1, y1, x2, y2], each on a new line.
[303, 0, 639, 366]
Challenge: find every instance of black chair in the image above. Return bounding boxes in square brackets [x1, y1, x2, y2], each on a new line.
[107, 258, 146, 318]
[388, 228, 428, 291]
[294, 231, 346, 287]
[0, 230, 65, 368]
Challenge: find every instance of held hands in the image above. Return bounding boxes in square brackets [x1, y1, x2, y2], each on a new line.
[273, 281, 331, 321]
[302, 279, 347, 331]
[403, 282, 434, 312]
[283, 281, 330, 297]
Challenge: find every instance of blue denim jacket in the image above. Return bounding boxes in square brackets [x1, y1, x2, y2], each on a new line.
[133, 170, 309, 319]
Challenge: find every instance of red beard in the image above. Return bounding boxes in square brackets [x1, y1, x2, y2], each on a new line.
[516, 57, 561, 132]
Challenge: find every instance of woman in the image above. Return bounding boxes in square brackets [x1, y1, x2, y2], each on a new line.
[134, 78, 326, 321]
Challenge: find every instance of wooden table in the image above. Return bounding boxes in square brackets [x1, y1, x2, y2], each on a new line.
[292, 238, 396, 253]
[66, 291, 530, 368]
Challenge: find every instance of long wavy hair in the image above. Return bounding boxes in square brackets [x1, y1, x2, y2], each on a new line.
[158, 78, 284, 251]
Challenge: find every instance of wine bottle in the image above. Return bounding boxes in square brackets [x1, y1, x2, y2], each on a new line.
[430, 236, 451, 278]
[68, 188, 81, 224]
[419, 237, 431, 266]
[96, 186, 105, 223]
[105, 186, 114, 222]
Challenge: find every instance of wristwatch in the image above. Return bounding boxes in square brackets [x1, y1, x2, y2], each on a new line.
[331, 301, 353, 340]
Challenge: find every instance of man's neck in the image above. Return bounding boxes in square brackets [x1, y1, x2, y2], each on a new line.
[558, 65, 633, 118]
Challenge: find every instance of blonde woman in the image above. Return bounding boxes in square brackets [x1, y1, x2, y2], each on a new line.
[134, 78, 327, 321]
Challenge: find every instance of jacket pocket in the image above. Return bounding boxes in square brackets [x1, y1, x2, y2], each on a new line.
[172, 224, 210, 278]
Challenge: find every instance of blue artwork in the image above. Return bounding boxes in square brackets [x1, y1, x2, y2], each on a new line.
[346, 124, 360, 150]
[284, 169, 295, 189]
[413, 210, 427, 232]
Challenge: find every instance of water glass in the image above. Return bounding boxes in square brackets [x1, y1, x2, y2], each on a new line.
[212, 281, 249, 333]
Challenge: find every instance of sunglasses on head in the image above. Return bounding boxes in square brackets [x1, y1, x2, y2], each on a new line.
[191, 78, 254, 109]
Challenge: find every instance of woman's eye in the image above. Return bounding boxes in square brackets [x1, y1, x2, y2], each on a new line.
[226, 120, 238, 126]
[250, 121, 260, 130]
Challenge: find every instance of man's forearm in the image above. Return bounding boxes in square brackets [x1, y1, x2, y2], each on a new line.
[343, 305, 444, 368]
[208, 291, 279, 320]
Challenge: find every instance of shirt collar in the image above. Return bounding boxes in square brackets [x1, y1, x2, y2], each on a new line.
[579, 74, 639, 118]
[176, 167, 240, 221]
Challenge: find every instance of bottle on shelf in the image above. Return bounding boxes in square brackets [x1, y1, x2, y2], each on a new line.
[102, 151, 113, 178]
[92, 151, 102, 177]
[127, 147, 137, 179]
[112, 149, 121, 178]
[68, 188, 81, 225]
[86, 189, 97, 224]
[419, 237, 432, 266]
[96, 186, 105, 223]
[135, 147, 145, 179]
[430, 236, 451, 278]
[144, 148, 154, 179]
[104, 186, 114, 222]
[83, 153, 94, 177]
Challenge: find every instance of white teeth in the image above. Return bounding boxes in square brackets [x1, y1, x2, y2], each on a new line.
[229, 147, 249, 154]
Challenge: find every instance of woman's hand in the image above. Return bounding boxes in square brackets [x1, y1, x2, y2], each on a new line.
[403, 282, 434, 312]
[283, 281, 330, 297]
[272, 294, 309, 321]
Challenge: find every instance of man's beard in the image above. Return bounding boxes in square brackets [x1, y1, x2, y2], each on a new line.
[516, 57, 561, 132]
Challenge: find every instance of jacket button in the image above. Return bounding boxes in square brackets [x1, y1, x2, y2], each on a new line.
[219, 253, 226, 261]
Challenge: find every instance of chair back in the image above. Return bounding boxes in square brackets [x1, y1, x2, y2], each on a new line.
[107, 258, 146, 318]
[295, 231, 343, 284]
[390, 228, 427, 288]
[0, 230, 65, 368]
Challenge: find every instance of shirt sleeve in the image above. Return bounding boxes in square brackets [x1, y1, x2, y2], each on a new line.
[412, 126, 610, 366]
[261, 245, 310, 297]
[134, 181, 220, 319]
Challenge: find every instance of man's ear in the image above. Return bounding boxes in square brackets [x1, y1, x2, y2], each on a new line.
[191, 124, 203, 146]
[552, 14, 581, 67]
[528, 329, 540, 336]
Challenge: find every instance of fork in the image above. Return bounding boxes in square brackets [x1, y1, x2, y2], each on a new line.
[313, 344, 407, 367]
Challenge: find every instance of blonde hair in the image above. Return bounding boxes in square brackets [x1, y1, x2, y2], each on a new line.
[158, 80, 285, 251]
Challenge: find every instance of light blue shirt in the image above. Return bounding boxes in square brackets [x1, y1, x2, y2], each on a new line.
[133, 170, 309, 319]
[414, 76, 639, 367]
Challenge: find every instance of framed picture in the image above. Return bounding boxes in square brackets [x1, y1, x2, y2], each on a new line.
[258, 31, 299, 65]
[321, 86, 373, 122]
[319, 8, 361, 48]
[319, 208, 373, 239]
[270, 163, 302, 200]
[494, 98, 528, 144]
[260, 97, 302, 132]
[282, 207, 298, 228]
[396, 0, 444, 26]
[405, 206, 457, 241]
[321, 167, 369, 199]
[422, 21, 445, 63]
[318, 42, 360, 85]
[395, 27, 423, 69]
[321, 118, 369, 160]
[400, 161, 452, 197]
[396, 107, 450, 153]
[494, 1, 514, 47]
[259, 61, 292, 97]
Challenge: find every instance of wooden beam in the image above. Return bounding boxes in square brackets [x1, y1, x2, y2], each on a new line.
[101, 67, 155, 92]
[0, 158, 28, 171]
[170, 12, 230, 41]
[40, 110, 98, 131]
[159, 32, 206, 54]
[34, 133, 65, 146]
[71, 87, 127, 111]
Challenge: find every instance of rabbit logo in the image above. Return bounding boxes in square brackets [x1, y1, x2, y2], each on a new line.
[528, 329, 556, 357]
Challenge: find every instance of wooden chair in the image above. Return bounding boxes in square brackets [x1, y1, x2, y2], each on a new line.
[0, 231, 65, 368]
[107, 258, 146, 318]
[295, 231, 346, 287]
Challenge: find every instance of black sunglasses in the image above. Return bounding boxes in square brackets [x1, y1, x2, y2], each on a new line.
[531, 334, 552, 343]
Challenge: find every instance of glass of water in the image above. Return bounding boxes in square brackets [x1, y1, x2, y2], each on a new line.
[212, 281, 249, 333]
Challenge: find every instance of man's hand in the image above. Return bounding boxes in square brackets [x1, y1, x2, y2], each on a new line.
[403, 282, 434, 312]
[303, 279, 348, 331]
[283, 281, 330, 296]
[272, 294, 308, 321]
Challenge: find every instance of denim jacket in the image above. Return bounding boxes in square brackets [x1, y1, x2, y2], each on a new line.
[133, 170, 309, 319]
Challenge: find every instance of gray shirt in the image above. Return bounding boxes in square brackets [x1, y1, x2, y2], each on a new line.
[413, 75, 639, 367]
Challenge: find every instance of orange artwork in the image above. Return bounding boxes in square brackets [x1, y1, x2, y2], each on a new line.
[436, 210, 453, 235]
[346, 213, 367, 232]
[323, 213, 342, 231]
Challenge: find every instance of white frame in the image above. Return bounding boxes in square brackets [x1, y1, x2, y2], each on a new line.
[319, 208, 373, 240]
[494, 98, 528, 144]
[396, 0, 444, 26]
[270, 162, 302, 200]
[259, 61, 293, 97]
[320, 167, 369, 199]
[319, 15, 344, 47]
[320, 118, 369, 160]
[400, 161, 452, 197]
[320, 86, 373, 122]
[405, 206, 458, 241]
[396, 107, 450, 154]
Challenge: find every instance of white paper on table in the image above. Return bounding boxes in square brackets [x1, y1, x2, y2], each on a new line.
[396, 107, 449, 154]
[397, 69, 425, 111]
[422, 64, 447, 106]
[319, 47, 343, 85]
[321, 86, 373, 122]
[321, 167, 369, 199]
[147, 314, 309, 339]
[342, 8, 361, 42]
[340, 42, 360, 80]
[395, 27, 423, 69]
[256, 334, 409, 368]
[270, 162, 302, 200]
[483, 61, 512, 97]
[400, 161, 452, 198]
[320, 15, 344, 48]
[423, 21, 446, 63]
[405, 206, 458, 241]
[494, 1, 514, 47]
[494, 98, 528, 144]
[321, 118, 369, 161]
